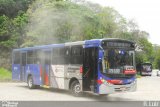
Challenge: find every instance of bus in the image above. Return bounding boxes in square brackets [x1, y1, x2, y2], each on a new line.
[140, 63, 152, 76]
[12, 38, 137, 96]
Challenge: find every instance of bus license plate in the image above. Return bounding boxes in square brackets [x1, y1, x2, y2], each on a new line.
[120, 87, 126, 91]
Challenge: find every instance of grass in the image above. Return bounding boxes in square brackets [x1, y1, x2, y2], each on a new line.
[136, 74, 142, 78]
[0, 68, 12, 82]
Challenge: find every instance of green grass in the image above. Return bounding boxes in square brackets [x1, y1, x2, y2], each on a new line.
[0, 68, 12, 82]
[136, 71, 141, 78]
[136, 74, 141, 78]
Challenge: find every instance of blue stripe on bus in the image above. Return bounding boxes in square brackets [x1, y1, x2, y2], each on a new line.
[84, 39, 101, 48]
[13, 44, 65, 52]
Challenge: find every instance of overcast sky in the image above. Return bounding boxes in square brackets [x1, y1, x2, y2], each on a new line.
[86, 0, 160, 45]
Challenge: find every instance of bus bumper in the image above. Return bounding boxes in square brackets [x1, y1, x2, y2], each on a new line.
[98, 80, 137, 94]
[141, 72, 152, 76]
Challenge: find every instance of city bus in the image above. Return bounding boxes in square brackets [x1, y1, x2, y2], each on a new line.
[140, 63, 152, 76]
[12, 38, 137, 96]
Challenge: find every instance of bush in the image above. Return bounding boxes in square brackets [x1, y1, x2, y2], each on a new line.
[0, 68, 12, 82]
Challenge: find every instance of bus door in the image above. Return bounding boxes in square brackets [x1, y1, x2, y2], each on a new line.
[12, 51, 21, 81]
[20, 52, 27, 81]
[41, 50, 51, 86]
[82, 47, 98, 92]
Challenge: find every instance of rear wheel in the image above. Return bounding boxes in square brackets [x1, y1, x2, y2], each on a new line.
[35, 85, 40, 88]
[27, 76, 35, 89]
[70, 80, 81, 96]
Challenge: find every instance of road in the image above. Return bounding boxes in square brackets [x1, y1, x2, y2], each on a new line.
[0, 70, 160, 101]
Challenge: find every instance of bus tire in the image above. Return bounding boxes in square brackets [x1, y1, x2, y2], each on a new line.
[70, 80, 81, 96]
[27, 76, 35, 89]
[35, 85, 40, 89]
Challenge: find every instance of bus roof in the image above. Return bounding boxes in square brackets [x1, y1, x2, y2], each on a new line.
[142, 62, 152, 65]
[101, 38, 135, 43]
[13, 38, 134, 52]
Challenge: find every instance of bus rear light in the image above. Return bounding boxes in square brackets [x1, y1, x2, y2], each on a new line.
[80, 66, 83, 74]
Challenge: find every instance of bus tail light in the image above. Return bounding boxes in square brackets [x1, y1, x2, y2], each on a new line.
[80, 66, 83, 74]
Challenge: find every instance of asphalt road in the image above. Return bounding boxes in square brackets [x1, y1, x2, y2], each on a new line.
[0, 70, 160, 101]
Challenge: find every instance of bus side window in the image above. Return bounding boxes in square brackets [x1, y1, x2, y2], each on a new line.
[13, 51, 20, 64]
[71, 46, 83, 64]
[52, 48, 59, 65]
[44, 51, 51, 65]
[59, 47, 65, 64]
[22, 53, 27, 66]
[34, 50, 41, 64]
[27, 51, 35, 64]
[59, 47, 70, 64]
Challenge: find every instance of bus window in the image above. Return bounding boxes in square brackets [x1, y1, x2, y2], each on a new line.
[22, 53, 27, 66]
[52, 48, 59, 56]
[34, 50, 41, 64]
[13, 51, 20, 64]
[27, 51, 35, 64]
[105, 49, 133, 69]
[59, 47, 66, 64]
[44, 51, 51, 65]
[52, 48, 59, 64]
[71, 46, 83, 64]
[59, 47, 70, 64]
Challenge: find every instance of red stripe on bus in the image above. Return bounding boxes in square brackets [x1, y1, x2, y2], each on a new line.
[107, 80, 123, 85]
[40, 66, 42, 76]
[124, 70, 136, 74]
[45, 72, 49, 85]
[97, 80, 103, 84]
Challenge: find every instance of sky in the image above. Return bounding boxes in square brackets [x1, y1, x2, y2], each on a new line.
[86, 0, 160, 45]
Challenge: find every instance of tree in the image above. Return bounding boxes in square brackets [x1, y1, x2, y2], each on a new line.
[135, 37, 153, 66]
[12, 12, 28, 47]
[154, 49, 160, 69]
[0, 15, 15, 49]
[0, 0, 34, 18]
[0, 0, 156, 70]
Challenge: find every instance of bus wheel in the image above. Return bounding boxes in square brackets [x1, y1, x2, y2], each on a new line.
[70, 80, 81, 96]
[35, 85, 40, 89]
[27, 76, 35, 89]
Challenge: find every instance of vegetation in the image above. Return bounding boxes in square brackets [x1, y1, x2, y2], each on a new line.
[153, 45, 160, 69]
[0, 0, 160, 73]
[0, 68, 12, 81]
